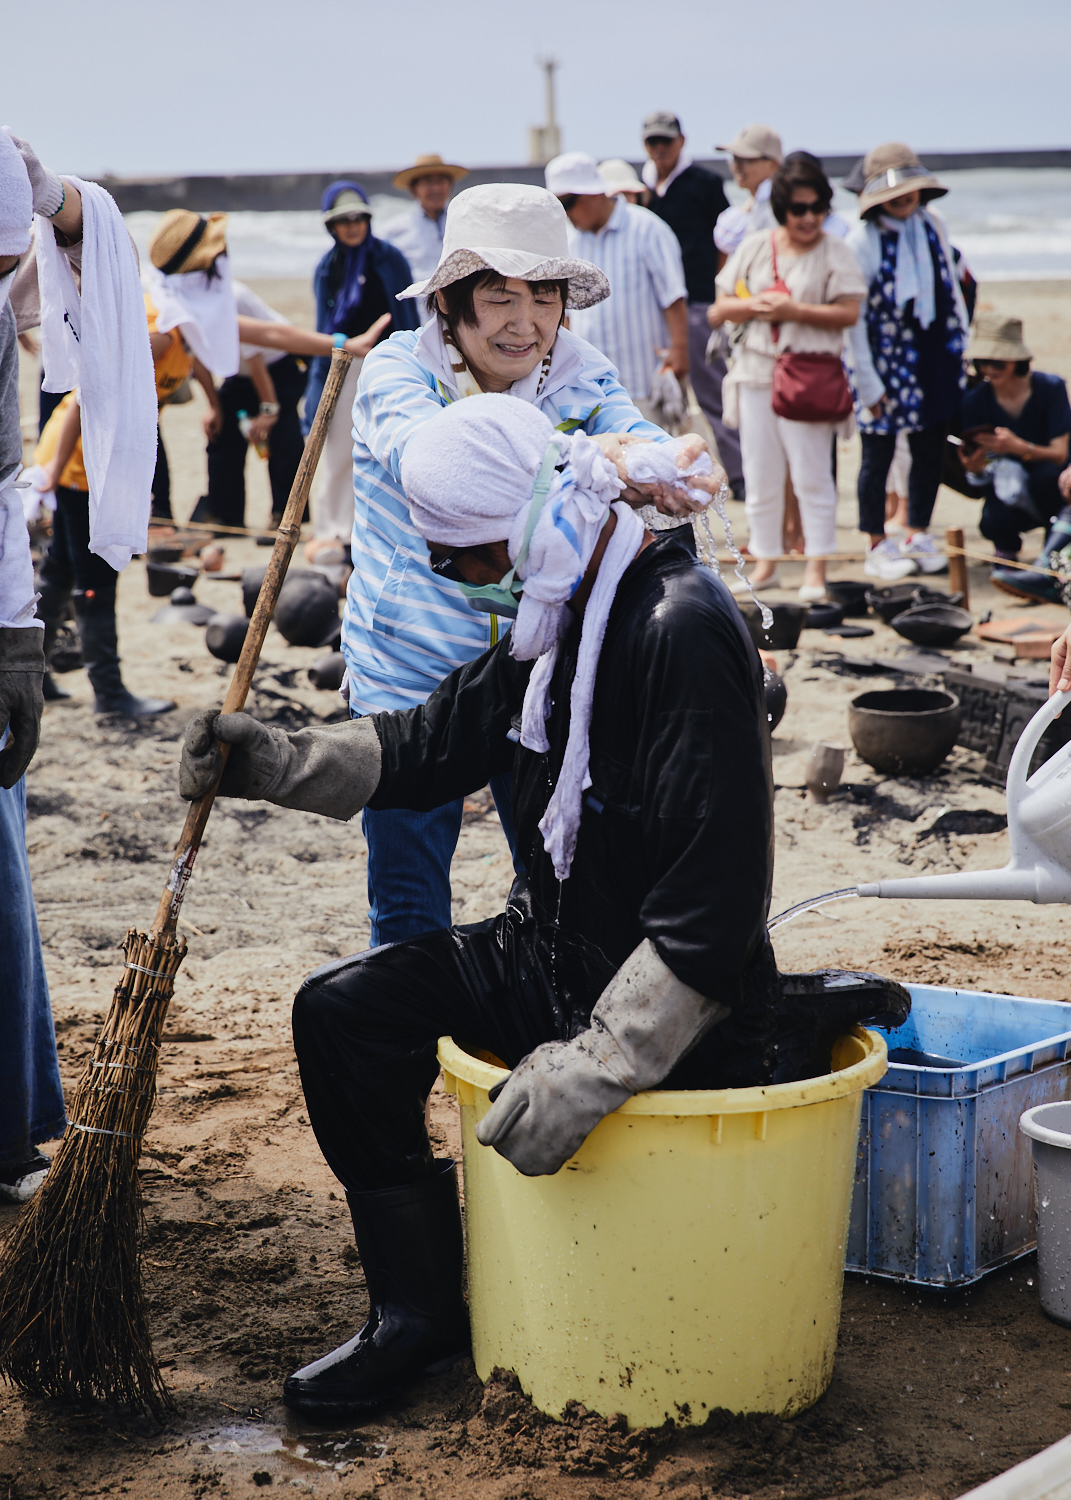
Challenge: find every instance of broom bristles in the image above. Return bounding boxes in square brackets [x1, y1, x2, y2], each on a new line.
[0, 927, 186, 1416]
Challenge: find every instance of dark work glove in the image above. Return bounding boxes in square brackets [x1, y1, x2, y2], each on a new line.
[0, 626, 45, 788]
[179, 708, 381, 820]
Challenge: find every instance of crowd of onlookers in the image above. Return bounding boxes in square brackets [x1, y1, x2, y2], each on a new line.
[253, 112, 1068, 610]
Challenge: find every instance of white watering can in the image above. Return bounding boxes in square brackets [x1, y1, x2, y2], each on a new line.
[769, 690, 1071, 930]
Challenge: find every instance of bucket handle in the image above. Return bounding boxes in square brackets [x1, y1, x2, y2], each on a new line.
[1006, 688, 1071, 805]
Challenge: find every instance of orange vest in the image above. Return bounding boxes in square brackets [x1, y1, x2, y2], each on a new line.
[145, 293, 193, 404]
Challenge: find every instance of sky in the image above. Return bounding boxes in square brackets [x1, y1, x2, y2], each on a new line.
[5, 0, 1070, 179]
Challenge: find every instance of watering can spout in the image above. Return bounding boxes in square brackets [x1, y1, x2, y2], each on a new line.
[859, 687, 1071, 907]
[858, 866, 1042, 903]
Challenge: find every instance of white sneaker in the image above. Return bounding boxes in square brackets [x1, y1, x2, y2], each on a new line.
[798, 584, 827, 603]
[899, 532, 948, 575]
[731, 571, 781, 595]
[0, 1153, 50, 1204]
[863, 538, 918, 582]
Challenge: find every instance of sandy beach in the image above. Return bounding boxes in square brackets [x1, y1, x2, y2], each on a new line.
[5, 277, 1071, 1500]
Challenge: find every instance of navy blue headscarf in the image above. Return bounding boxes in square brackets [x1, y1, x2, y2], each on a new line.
[320, 179, 374, 335]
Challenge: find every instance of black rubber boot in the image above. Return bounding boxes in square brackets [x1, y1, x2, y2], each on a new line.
[282, 1159, 470, 1417]
[75, 604, 176, 717]
[771, 969, 912, 1084]
[36, 580, 74, 701]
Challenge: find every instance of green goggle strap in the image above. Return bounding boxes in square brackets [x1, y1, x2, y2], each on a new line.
[504, 438, 561, 593]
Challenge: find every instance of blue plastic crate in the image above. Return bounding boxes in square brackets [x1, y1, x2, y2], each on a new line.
[847, 983, 1071, 1287]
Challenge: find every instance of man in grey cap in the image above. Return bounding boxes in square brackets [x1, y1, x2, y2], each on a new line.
[640, 112, 742, 497]
[713, 125, 783, 258]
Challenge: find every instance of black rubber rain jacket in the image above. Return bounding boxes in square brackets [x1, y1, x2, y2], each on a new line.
[368, 532, 777, 1055]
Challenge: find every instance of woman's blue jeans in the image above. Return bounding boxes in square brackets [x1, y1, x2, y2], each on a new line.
[0, 778, 66, 1173]
[360, 766, 518, 948]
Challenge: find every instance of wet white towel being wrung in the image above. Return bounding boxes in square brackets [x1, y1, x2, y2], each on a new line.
[400, 393, 645, 880]
[36, 178, 158, 570]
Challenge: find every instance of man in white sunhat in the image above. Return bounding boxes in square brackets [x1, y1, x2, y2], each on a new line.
[179, 392, 909, 1417]
[0, 130, 85, 1203]
[380, 154, 469, 284]
[640, 112, 743, 496]
[713, 123, 783, 258]
[545, 152, 689, 423]
[317, 181, 727, 953]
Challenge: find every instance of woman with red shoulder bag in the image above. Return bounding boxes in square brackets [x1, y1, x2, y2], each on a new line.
[709, 153, 865, 600]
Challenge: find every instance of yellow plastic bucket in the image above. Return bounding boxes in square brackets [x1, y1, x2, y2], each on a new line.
[439, 1027, 887, 1428]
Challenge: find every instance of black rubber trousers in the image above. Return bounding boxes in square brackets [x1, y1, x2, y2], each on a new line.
[292, 881, 615, 1194]
[292, 879, 781, 1195]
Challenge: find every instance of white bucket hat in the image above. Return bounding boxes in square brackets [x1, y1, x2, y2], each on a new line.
[396, 183, 610, 310]
[544, 152, 607, 197]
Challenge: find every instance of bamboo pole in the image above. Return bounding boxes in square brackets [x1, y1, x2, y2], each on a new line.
[151, 348, 354, 938]
[946, 526, 970, 610]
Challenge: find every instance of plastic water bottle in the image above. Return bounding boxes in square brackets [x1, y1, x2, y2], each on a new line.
[237, 410, 270, 460]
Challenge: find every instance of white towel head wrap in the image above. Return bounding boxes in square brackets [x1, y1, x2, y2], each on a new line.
[401, 394, 646, 879]
[0, 131, 32, 257]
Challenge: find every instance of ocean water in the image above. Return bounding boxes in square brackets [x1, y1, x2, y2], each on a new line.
[124, 170, 1071, 284]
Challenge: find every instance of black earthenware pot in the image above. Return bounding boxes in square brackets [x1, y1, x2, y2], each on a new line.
[849, 688, 961, 776]
[735, 600, 810, 651]
[890, 603, 974, 649]
[824, 579, 871, 618]
[865, 583, 965, 624]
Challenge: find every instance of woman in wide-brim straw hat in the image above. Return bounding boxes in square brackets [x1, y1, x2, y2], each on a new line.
[844, 142, 970, 583]
[336, 180, 726, 955]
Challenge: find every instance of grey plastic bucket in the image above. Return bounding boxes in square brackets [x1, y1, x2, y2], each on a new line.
[1020, 1100, 1071, 1324]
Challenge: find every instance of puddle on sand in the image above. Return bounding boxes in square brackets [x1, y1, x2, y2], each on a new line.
[198, 1419, 388, 1475]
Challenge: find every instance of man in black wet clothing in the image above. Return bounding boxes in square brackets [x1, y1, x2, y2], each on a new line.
[180, 395, 906, 1418]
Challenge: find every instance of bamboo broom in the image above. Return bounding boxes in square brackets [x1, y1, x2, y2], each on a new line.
[0, 349, 355, 1416]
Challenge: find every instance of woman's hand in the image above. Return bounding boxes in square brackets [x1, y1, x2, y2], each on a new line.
[985, 426, 1028, 457]
[202, 405, 222, 440]
[958, 442, 990, 476]
[344, 314, 392, 360]
[1050, 625, 1071, 697]
[1059, 464, 1071, 502]
[749, 290, 794, 322]
[248, 413, 276, 445]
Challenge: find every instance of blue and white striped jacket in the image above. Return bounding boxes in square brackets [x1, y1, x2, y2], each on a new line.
[341, 319, 668, 713]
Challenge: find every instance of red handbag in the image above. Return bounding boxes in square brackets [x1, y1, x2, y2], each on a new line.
[766, 232, 854, 424]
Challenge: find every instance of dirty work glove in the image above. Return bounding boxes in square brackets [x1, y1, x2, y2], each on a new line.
[179, 709, 381, 820]
[3, 132, 65, 217]
[0, 625, 45, 788]
[476, 939, 730, 1177]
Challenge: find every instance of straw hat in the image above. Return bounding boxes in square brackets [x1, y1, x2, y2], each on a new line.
[149, 210, 227, 275]
[598, 158, 644, 196]
[396, 183, 610, 310]
[968, 313, 1032, 363]
[857, 143, 947, 214]
[393, 153, 469, 193]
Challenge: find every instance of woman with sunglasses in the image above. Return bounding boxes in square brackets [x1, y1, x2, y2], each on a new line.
[844, 143, 970, 581]
[709, 154, 865, 600]
[957, 313, 1071, 602]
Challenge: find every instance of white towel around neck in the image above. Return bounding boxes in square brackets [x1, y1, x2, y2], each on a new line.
[146, 253, 239, 377]
[36, 178, 158, 571]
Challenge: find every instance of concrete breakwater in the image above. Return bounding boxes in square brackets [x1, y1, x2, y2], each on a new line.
[98, 149, 1071, 213]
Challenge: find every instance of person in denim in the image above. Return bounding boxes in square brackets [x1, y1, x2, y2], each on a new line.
[341, 184, 724, 946]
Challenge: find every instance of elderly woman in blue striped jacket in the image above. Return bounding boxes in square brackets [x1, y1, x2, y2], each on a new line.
[338, 183, 727, 947]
